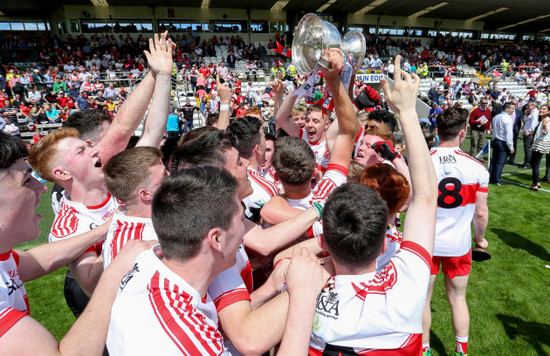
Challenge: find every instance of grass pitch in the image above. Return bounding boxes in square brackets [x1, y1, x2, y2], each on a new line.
[16, 136, 550, 355]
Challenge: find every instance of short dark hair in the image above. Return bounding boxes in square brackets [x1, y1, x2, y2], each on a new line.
[172, 130, 232, 171]
[0, 132, 28, 174]
[436, 108, 468, 141]
[226, 116, 262, 159]
[63, 110, 111, 142]
[368, 110, 397, 132]
[322, 183, 388, 268]
[206, 113, 220, 127]
[503, 102, 514, 111]
[272, 136, 315, 185]
[152, 167, 239, 261]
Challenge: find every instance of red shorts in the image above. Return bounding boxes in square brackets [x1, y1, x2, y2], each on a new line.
[430, 250, 471, 279]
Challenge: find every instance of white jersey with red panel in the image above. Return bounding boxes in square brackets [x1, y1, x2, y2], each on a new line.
[102, 211, 159, 269]
[258, 166, 283, 192]
[299, 128, 330, 170]
[208, 244, 253, 313]
[0, 251, 29, 337]
[207, 245, 252, 356]
[430, 147, 489, 257]
[49, 191, 120, 255]
[107, 247, 229, 356]
[375, 224, 403, 274]
[287, 164, 348, 211]
[309, 241, 431, 355]
[243, 167, 280, 222]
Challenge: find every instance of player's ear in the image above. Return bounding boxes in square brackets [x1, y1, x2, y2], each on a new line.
[207, 227, 224, 254]
[52, 166, 72, 182]
[138, 188, 153, 202]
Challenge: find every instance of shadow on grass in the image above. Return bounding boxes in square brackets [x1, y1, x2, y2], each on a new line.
[430, 331, 450, 356]
[492, 228, 550, 263]
[496, 314, 550, 356]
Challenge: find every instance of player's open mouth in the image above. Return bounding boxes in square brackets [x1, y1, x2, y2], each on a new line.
[95, 159, 102, 168]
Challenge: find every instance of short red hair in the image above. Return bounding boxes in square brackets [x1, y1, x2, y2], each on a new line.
[360, 163, 410, 216]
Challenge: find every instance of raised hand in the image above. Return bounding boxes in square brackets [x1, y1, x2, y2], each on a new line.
[143, 31, 174, 76]
[216, 74, 232, 104]
[270, 77, 284, 96]
[380, 55, 420, 116]
[320, 48, 345, 83]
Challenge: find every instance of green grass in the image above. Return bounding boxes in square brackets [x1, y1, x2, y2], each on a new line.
[15, 137, 550, 354]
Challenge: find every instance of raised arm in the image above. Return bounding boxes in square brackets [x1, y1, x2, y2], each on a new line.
[243, 207, 318, 256]
[324, 49, 360, 168]
[271, 76, 284, 118]
[136, 32, 174, 148]
[380, 55, 437, 255]
[275, 91, 301, 136]
[96, 33, 174, 161]
[216, 75, 232, 130]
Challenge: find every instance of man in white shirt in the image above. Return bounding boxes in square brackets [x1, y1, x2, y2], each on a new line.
[489, 102, 515, 185]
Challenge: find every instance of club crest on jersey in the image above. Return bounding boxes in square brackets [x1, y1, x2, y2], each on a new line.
[316, 290, 340, 319]
[120, 263, 139, 291]
[439, 154, 457, 164]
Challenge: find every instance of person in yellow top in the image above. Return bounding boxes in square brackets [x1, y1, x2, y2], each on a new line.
[107, 98, 117, 113]
[501, 59, 509, 80]
[417, 62, 429, 78]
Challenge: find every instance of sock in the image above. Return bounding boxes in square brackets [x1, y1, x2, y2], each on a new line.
[455, 336, 468, 354]
[422, 343, 430, 351]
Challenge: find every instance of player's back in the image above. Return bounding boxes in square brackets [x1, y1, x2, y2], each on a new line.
[430, 147, 489, 256]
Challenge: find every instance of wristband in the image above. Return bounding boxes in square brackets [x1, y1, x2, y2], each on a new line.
[220, 104, 230, 111]
[311, 202, 324, 220]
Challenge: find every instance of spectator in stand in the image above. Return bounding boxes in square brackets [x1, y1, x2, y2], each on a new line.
[103, 83, 118, 99]
[180, 98, 198, 133]
[468, 98, 491, 159]
[1, 115, 20, 137]
[56, 92, 68, 109]
[44, 104, 60, 124]
[52, 77, 67, 93]
[27, 86, 42, 102]
[520, 101, 539, 169]
[93, 78, 105, 94]
[94, 91, 107, 111]
[75, 92, 89, 111]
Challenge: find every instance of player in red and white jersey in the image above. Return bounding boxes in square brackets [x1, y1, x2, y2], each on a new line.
[107, 167, 324, 355]
[0, 132, 152, 355]
[0, 250, 30, 327]
[102, 211, 158, 269]
[102, 147, 168, 269]
[227, 116, 281, 222]
[49, 191, 119, 254]
[274, 81, 333, 170]
[308, 56, 438, 355]
[422, 108, 489, 356]
[107, 245, 227, 356]
[29, 32, 173, 308]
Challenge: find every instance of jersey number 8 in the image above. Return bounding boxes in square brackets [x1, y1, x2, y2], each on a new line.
[437, 177, 463, 209]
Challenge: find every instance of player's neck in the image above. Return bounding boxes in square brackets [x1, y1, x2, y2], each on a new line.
[125, 202, 151, 219]
[247, 156, 259, 171]
[163, 256, 217, 298]
[67, 183, 109, 206]
[438, 138, 460, 148]
[282, 181, 311, 199]
[333, 260, 376, 276]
